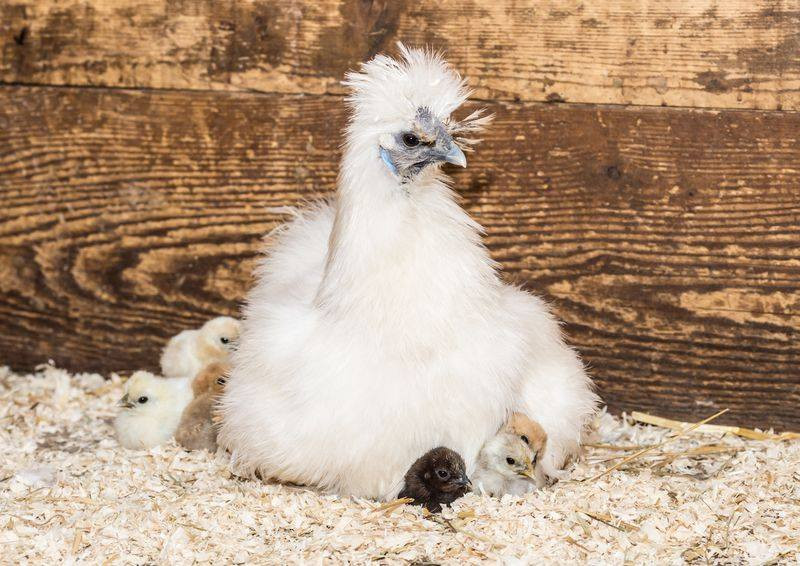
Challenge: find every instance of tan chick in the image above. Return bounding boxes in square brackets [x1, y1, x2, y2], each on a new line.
[191, 361, 232, 396]
[175, 364, 229, 452]
[160, 316, 240, 379]
[504, 412, 548, 493]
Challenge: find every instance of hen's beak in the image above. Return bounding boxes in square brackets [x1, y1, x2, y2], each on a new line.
[117, 394, 134, 409]
[443, 143, 467, 168]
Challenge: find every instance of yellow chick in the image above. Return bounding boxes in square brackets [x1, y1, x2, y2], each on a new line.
[175, 366, 228, 452]
[114, 371, 193, 449]
[472, 431, 536, 497]
[504, 412, 548, 493]
[160, 316, 240, 379]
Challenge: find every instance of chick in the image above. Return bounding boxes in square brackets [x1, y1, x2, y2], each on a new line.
[472, 432, 536, 497]
[160, 316, 240, 379]
[114, 371, 193, 449]
[504, 412, 548, 493]
[191, 361, 231, 396]
[175, 365, 229, 451]
[398, 447, 471, 513]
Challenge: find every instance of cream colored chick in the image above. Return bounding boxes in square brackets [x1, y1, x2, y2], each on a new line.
[160, 316, 240, 379]
[114, 371, 193, 449]
[472, 432, 536, 497]
[504, 412, 548, 493]
[176, 366, 228, 452]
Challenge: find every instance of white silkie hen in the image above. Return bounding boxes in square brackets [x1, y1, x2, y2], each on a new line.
[160, 316, 241, 379]
[114, 371, 193, 449]
[218, 45, 598, 499]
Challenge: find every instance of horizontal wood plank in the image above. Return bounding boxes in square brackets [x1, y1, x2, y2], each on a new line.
[1, 0, 798, 109]
[0, 85, 799, 428]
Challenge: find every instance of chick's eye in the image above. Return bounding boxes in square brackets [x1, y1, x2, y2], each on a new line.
[137, 396, 148, 404]
[402, 133, 420, 147]
[436, 469, 449, 480]
[220, 337, 230, 344]
[506, 457, 515, 466]
[521, 435, 529, 445]
[216, 377, 226, 385]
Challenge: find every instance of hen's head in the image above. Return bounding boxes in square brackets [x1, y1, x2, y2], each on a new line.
[344, 44, 490, 182]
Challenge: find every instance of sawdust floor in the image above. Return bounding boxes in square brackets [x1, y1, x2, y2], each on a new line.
[2, 365, 798, 565]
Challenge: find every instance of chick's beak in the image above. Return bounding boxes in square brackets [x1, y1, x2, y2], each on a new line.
[456, 474, 471, 488]
[519, 465, 537, 480]
[117, 394, 134, 409]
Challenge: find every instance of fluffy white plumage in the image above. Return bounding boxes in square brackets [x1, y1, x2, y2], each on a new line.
[217, 45, 598, 499]
[114, 371, 193, 449]
[160, 316, 241, 379]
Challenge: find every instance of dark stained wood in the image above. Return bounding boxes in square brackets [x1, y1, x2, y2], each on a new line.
[1, 85, 798, 428]
[1, 0, 799, 109]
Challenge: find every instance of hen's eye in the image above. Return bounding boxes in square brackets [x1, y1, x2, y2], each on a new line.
[220, 337, 230, 344]
[436, 469, 449, 479]
[402, 133, 420, 147]
[521, 435, 529, 445]
[506, 457, 515, 466]
[137, 396, 148, 404]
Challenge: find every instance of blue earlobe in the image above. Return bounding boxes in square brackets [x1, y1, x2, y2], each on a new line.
[380, 147, 399, 176]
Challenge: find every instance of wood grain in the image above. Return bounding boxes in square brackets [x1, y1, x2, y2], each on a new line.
[1, 0, 799, 109]
[1, 85, 798, 428]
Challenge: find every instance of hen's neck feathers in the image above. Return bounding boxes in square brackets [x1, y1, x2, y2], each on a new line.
[315, 136, 500, 344]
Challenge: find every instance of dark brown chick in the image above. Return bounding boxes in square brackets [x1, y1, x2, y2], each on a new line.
[398, 447, 470, 513]
[175, 370, 228, 451]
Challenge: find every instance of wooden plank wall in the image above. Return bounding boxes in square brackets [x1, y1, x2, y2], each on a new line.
[1, 0, 798, 428]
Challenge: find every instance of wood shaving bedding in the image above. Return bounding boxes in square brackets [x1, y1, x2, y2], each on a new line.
[1, 365, 798, 565]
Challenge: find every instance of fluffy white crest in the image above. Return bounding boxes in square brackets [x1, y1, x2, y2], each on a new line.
[344, 44, 469, 128]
